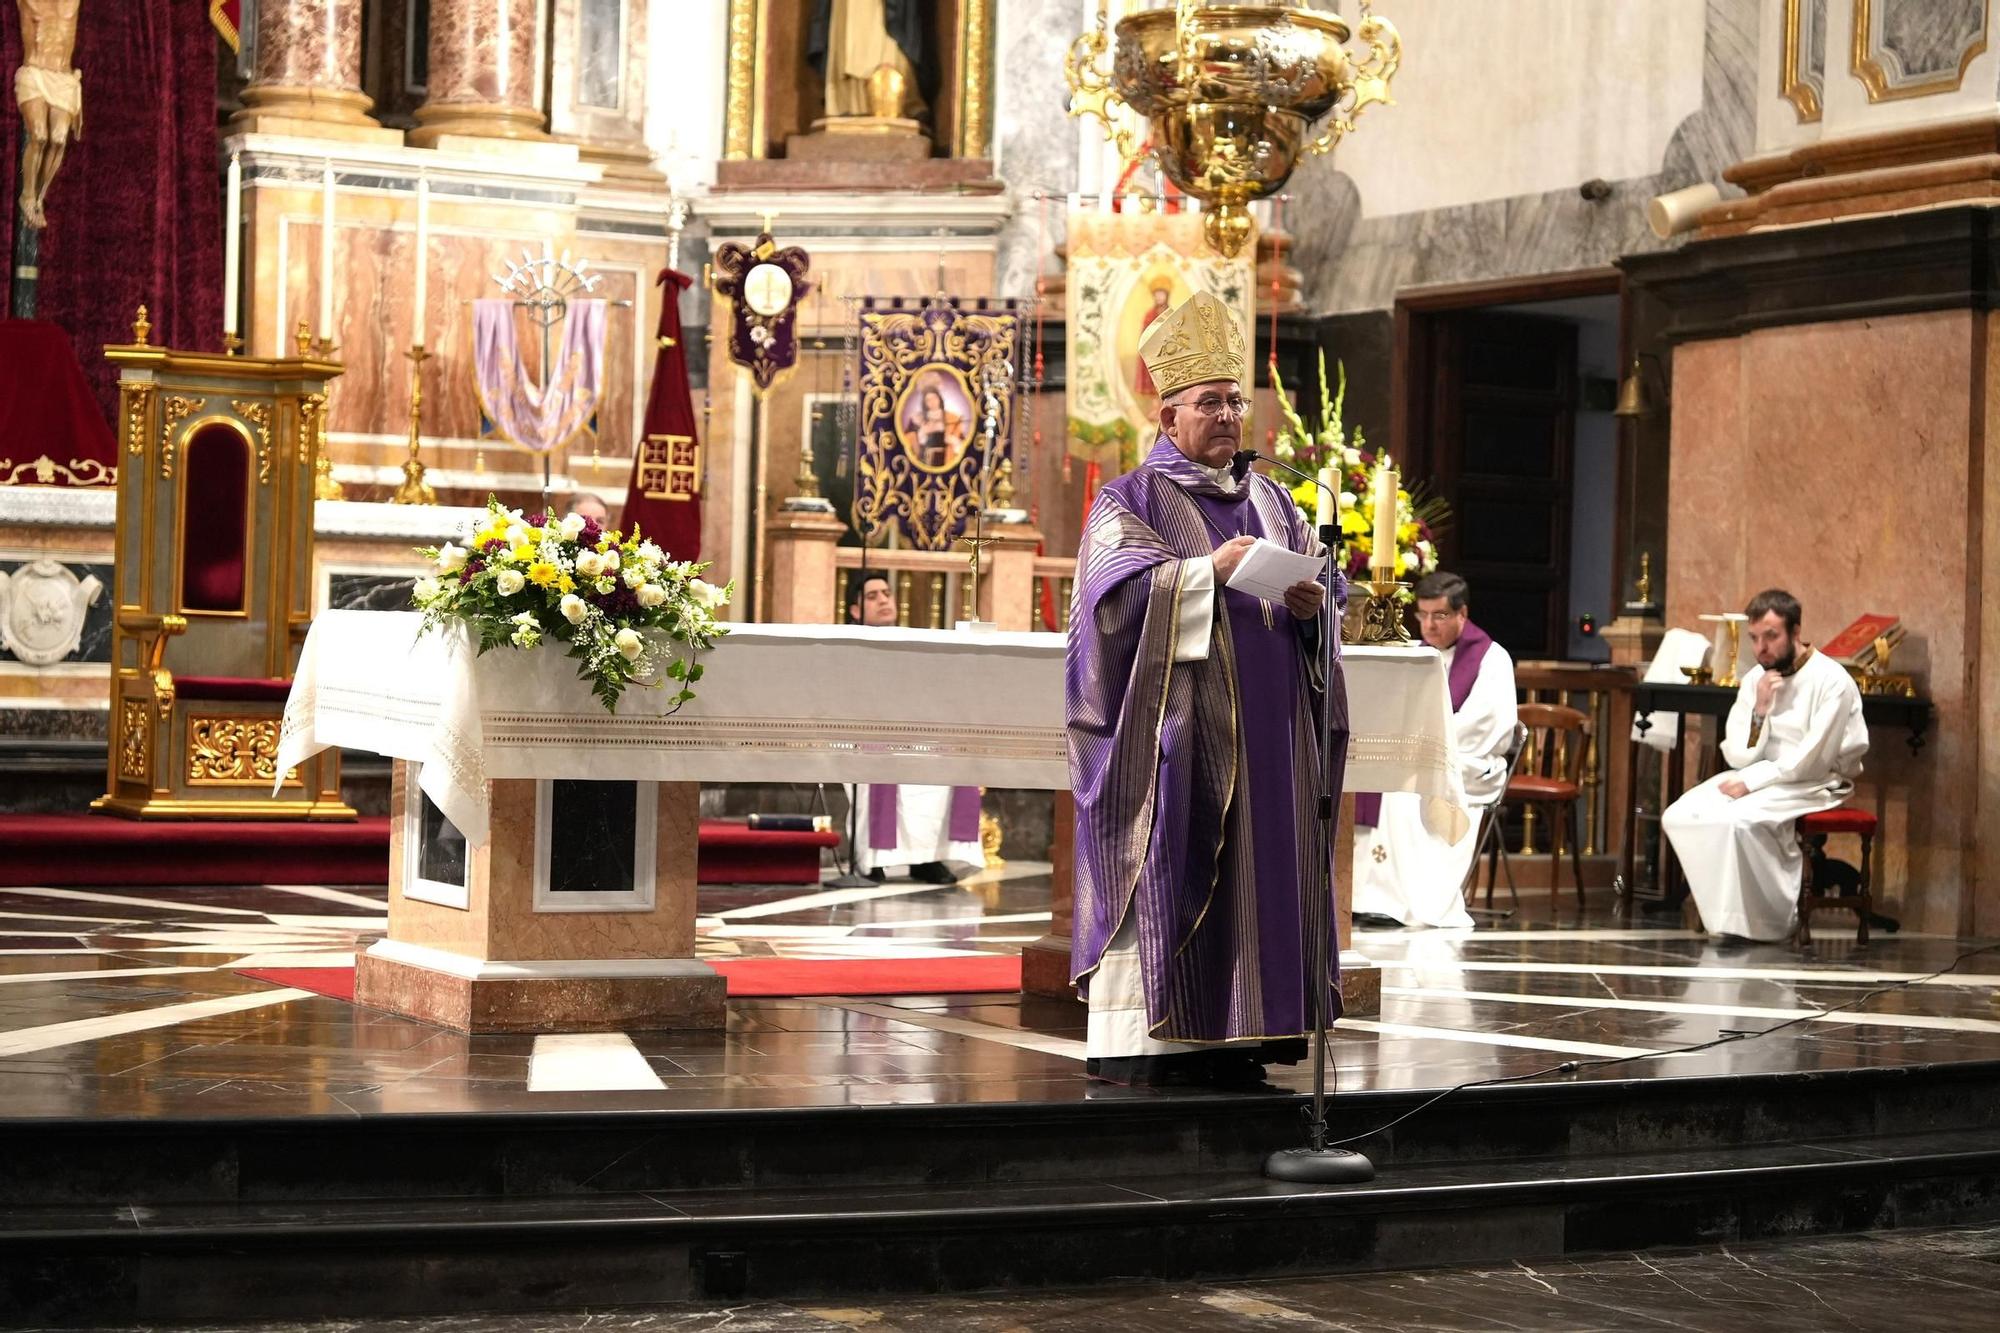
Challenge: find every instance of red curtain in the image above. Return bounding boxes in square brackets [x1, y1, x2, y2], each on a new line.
[2, 3, 224, 424]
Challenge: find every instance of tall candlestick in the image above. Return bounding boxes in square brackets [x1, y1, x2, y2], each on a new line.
[1314, 466, 1334, 531]
[412, 176, 429, 349]
[1370, 461, 1398, 578]
[222, 153, 241, 341]
[318, 161, 335, 343]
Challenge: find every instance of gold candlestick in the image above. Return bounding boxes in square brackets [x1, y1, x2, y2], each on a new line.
[1349, 575, 1412, 645]
[391, 344, 437, 505]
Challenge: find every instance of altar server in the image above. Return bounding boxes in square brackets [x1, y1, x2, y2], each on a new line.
[1662, 589, 1867, 941]
[1068, 291, 1342, 1088]
[845, 570, 984, 884]
[1351, 572, 1516, 928]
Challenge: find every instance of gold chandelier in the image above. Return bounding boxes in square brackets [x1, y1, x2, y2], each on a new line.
[1066, 1, 1402, 257]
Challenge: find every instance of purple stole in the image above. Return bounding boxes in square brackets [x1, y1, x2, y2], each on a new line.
[868, 784, 981, 850]
[1353, 620, 1493, 827]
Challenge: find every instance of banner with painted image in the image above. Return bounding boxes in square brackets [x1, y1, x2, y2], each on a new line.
[854, 298, 1023, 552]
[1065, 209, 1256, 471]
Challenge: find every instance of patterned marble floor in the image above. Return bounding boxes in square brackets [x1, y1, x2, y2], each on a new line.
[58, 1223, 2000, 1331]
[1, 875, 1998, 1119]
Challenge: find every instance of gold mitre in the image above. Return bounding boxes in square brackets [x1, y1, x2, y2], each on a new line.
[1138, 290, 1246, 399]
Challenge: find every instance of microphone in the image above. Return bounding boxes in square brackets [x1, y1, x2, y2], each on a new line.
[1230, 448, 1259, 483]
[1232, 449, 1338, 522]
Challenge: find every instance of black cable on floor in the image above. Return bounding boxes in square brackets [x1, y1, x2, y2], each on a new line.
[1319, 939, 2000, 1152]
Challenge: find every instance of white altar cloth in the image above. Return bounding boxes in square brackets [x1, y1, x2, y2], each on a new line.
[276, 613, 1464, 850]
[1342, 645, 1469, 844]
[277, 611, 1069, 844]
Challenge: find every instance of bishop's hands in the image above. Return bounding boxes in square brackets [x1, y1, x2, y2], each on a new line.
[1210, 535, 1326, 620]
[1211, 535, 1257, 583]
[1283, 581, 1326, 620]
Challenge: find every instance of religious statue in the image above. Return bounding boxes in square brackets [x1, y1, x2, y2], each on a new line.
[14, 0, 83, 231]
[808, 0, 927, 122]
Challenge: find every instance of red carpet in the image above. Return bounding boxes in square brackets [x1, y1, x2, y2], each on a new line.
[239, 954, 1021, 1003]
[0, 815, 833, 887]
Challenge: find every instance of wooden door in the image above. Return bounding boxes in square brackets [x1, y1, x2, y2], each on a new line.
[1424, 311, 1575, 658]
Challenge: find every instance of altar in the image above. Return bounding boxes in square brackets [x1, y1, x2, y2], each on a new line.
[278, 612, 1462, 1031]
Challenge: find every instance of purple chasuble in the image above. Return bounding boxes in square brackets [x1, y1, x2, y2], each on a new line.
[1066, 438, 1351, 1043]
[867, 785, 982, 850]
[1353, 620, 1493, 827]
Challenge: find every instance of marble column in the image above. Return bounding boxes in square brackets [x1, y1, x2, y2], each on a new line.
[410, 0, 549, 147]
[233, 0, 382, 132]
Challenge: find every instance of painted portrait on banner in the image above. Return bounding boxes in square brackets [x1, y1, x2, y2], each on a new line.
[854, 299, 1023, 552]
[1065, 209, 1256, 472]
[895, 365, 975, 471]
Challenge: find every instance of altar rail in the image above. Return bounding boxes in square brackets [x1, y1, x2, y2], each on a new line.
[1512, 662, 1638, 863]
[825, 547, 1076, 632]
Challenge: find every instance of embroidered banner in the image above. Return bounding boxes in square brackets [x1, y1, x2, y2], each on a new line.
[853, 298, 1023, 552]
[1064, 209, 1255, 471]
[472, 298, 605, 457]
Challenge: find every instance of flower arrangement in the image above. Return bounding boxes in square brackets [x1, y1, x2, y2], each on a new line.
[411, 498, 731, 712]
[1271, 353, 1449, 584]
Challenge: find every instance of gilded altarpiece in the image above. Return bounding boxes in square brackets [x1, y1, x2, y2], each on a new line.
[854, 300, 1022, 551]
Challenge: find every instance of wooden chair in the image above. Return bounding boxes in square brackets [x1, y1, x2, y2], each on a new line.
[1464, 722, 1530, 913]
[1796, 807, 1876, 946]
[1508, 703, 1590, 908]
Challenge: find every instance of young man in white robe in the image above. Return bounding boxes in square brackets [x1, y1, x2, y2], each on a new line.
[844, 571, 985, 884]
[1352, 571, 1518, 929]
[1662, 588, 1868, 941]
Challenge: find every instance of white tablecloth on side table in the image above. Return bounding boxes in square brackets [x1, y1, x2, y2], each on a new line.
[1342, 644, 1468, 843]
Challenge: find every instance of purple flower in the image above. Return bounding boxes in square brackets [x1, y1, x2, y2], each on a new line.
[578, 518, 605, 548]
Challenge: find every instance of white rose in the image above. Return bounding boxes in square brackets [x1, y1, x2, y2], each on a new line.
[506, 524, 528, 548]
[690, 578, 723, 609]
[601, 549, 621, 572]
[413, 576, 442, 603]
[1337, 491, 1357, 512]
[495, 569, 526, 596]
[559, 593, 589, 625]
[637, 540, 663, 563]
[560, 512, 587, 540]
[512, 611, 537, 626]
[574, 550, 603, 578]
[614, 627, 644, 661]
[1397, 550, 1415, 574]
[623, 565, 646, 588]
[1343, 447, 1362, 466]
[635, 582, 666, 608]
[436, 543, 467, 574]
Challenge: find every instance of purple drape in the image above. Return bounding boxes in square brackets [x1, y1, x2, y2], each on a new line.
[1, 6, 223, 424]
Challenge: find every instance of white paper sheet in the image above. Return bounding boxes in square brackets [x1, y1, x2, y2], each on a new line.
[1223, 538, 1325, 602]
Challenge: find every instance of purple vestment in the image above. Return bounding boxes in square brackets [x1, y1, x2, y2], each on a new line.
[1354, 620, 1493, 828]
[1066, 439, 1351, 1043]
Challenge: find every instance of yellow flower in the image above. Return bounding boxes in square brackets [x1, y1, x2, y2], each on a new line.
[557, 573, 576, 594]
[508, 544, 537, 565]
[527, 561, 561, 588]
[1340, 508, 1369, 536]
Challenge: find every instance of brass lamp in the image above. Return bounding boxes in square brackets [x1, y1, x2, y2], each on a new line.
[1066, 0, 1402, 258]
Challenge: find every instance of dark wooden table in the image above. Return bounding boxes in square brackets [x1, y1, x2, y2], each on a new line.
[1619, 681, 1933, 904]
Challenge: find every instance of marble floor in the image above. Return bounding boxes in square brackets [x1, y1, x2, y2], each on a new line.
[60, 1222, 2000, 1331]
[1, 875, 1998, 1118]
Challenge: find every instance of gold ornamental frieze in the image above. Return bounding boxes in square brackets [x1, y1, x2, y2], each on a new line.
[159, 395, 206, 479]
[118, 699, 150, 782]
[232, 400, 274, 483]
[186, 714, 301, 787]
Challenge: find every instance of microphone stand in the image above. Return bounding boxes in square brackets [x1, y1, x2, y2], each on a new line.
[1236, 450, 1376, 1186]
[825, 337, 878, 891]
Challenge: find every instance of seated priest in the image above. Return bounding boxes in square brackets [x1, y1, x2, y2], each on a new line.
[1662, 588, 1868, 941]
[567, 491, 613, 526]
[1068, 291, 1342, 1088]
[844, 570, 985, 885]
[1351, 571, 1517, 929]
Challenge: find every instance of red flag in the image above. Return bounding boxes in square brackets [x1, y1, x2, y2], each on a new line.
[623, 269, 704, 559]
[210, 1, 242, 50]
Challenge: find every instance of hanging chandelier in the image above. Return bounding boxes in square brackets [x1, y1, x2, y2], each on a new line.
[1066, 0, 1402, 257]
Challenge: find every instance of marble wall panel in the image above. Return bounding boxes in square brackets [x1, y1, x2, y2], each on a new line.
[250, 0, 365, 91]
[992, 0, 1083, 301]
[1664, 310, 1981, 936]
[1309, 0, 1757, 314]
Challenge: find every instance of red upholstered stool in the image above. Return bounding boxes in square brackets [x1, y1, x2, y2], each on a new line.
[1796, 806, 1877, 947]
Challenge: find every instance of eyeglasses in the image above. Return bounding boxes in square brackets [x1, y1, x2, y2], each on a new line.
[1184, 394, 1249, 418]
[1414, 610, 1462, 624]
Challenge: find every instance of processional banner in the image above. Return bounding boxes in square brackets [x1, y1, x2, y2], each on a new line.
[854, 298, 1023, 552]
[1064, 209, 1255, 471]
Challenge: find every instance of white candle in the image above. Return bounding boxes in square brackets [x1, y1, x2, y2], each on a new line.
[222, 153, 241, 339]
[1314, 466, 1334, 531]
[1371, 462, 1399, 576]
[318, 161, 335, 343]
[412, 176, 429, 349]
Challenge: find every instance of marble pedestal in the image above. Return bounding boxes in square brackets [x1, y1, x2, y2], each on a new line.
[356, 764, 724, 1032]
